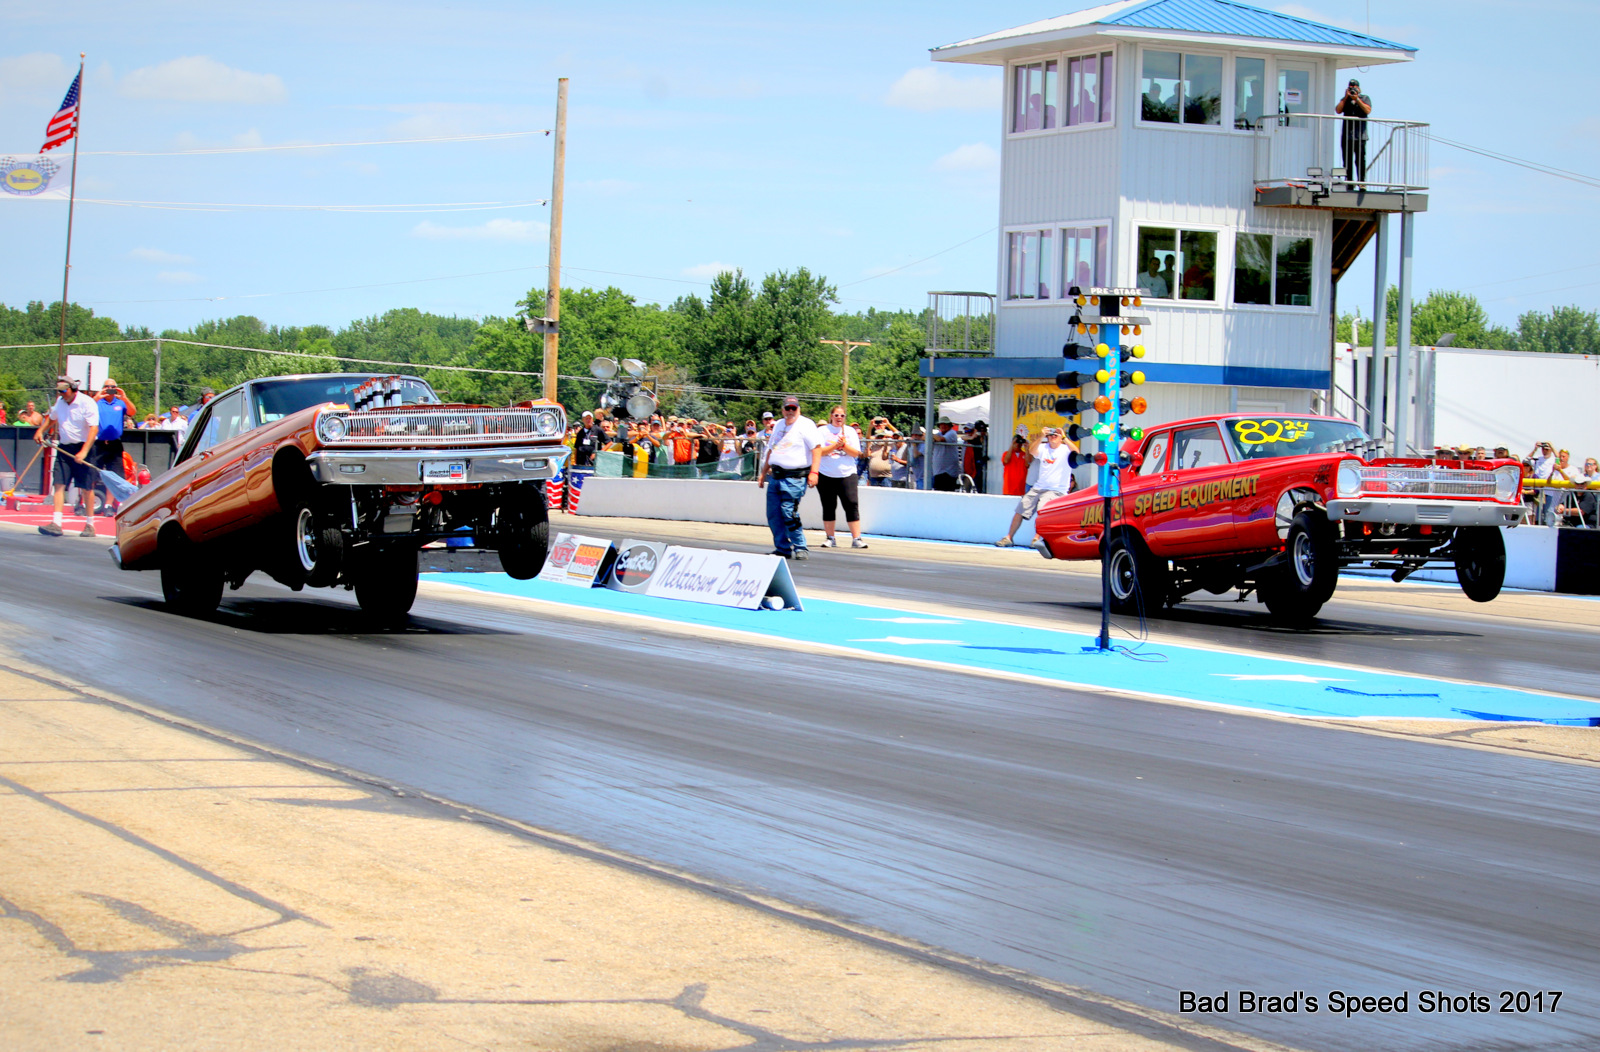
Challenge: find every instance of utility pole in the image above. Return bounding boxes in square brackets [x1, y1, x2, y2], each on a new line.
[543, 77, 568, 402]
[819, 338, 871, 415]
[152, 338, 162, 414]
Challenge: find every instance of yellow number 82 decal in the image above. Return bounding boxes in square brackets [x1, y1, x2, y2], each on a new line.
[1233, 419, 1311, 444]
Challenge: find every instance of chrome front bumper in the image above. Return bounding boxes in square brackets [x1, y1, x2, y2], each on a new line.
[1327, 498, 1523, 527]
[306, 445, 569, 486]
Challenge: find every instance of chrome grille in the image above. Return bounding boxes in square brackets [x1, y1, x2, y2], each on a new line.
[1358, 466, 1497, 497]
[325, 408, 564, 446]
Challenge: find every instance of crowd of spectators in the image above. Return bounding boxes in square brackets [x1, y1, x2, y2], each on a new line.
[1520, 440, 1598, 528]
[561, 402, 999, 491]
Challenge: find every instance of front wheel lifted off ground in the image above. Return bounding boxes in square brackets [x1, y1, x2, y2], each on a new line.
[497, 486, 551, 580]
[1455, 525, 1506, 603]
[353, 547, 419, 625]
[1258, 509, 1338, 624]
[1105, 531, 1166, 616]
[159, 527, 223, 616]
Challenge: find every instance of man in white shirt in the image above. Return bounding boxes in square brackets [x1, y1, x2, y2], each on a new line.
[996, 426, 1077, 547]
[755, 395, 822, 560]
[34, 375, 100, 537]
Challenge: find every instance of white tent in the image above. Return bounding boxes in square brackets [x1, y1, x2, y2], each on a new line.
[938, 391, 989, 425]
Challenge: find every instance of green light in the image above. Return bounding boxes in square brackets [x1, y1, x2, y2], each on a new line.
[1092, 422, 1113, 439]
[1129, 427, 1144, 440]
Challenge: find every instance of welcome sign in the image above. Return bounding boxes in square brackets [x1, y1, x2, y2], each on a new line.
[644, 545, 803, 611]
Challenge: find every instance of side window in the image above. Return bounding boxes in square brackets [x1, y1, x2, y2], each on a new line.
[191, 392, 246, 456]
[1138, 433, 1170, 476]
[1171, 425, 1229, 471]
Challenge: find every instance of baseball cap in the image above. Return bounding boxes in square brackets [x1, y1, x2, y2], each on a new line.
[1348, 78, 1361, 87]
[782, 396, 800, 409]
[762, 411, 774, 419]
[581, 410, 594, 418]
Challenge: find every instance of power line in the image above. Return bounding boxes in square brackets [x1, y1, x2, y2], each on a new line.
[78, 198, 547, 214]
[1426, 131, 1600, 191]
[838, 227, 996, 288]
[80, 129, 551, 157]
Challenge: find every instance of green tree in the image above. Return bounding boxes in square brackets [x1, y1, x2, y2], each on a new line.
[1335, 287, 1513, 349]
[1514, 305, 1600, 354]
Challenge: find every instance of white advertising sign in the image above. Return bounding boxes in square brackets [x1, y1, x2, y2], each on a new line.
[644, 545, 804, 611]
[606, 538, 667, 594]
[66, 355, 110, 392]
[536, 531, 615, 587]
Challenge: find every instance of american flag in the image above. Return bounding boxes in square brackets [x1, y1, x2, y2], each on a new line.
[40, 71, 81, 153]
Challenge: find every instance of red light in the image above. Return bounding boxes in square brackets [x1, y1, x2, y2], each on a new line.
[1094, 452, 1108, 465]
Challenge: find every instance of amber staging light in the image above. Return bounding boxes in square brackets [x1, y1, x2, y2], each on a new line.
[1093, 395, 1112, 414]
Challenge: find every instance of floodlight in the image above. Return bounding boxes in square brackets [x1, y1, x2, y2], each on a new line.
[589, 357, 619, 380]
[620, 358, 646, 379]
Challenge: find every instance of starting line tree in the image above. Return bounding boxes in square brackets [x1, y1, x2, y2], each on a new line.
[1054, 287, 1150, 652]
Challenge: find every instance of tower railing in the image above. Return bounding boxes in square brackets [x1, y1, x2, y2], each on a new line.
[1253, 115, 1429, 193]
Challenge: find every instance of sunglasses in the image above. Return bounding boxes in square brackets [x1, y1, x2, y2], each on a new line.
[782, 406, 798, 412]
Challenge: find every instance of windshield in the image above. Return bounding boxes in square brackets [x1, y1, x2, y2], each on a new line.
[1222, 417, 1369, 460]
[250, 376, 439, 424]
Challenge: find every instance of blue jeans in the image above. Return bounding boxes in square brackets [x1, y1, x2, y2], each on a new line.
[766, 475, 808, 554]
[866, 475, 890, 487]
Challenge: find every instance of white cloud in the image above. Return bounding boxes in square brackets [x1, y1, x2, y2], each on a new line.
[121, 57, 287, 104]
[933, 142, 1000, 173]
[885, 67, 1000, 112]
[156, 270, 203, 284]
[682, 262, 738, 281]
[0, 53, 73, 103]
[130, 248, 193, 264]
[411, 218, 548, 243]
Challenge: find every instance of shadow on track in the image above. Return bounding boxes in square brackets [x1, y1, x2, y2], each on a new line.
[1036, 599, 1476, 639]
[102, 597, 510, 637]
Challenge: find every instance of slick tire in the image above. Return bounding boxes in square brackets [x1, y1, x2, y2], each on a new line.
[1259, 510, 1338, 624]
[354, 547, 419, 626]
[1454, 526, 1506, 603]
[159, 527, 223, 617]
[497, 485, 551, 581]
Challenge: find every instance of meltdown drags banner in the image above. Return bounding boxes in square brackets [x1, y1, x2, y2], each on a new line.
[0, 154, 72, 200]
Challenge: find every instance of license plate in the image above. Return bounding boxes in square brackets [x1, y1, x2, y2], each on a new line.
[421, 459, 467, 483]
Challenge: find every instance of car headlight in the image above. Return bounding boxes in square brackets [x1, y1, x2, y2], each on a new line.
[535, 410, 559, 436]
[1493, 464, 1521, 501]
[1336, 460, 1363, 498]
[317, 413, 348, 443]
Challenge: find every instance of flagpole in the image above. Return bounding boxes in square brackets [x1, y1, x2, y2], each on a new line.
[55, 53, 84, 380]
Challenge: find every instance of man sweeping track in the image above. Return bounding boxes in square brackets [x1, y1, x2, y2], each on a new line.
[34, 375, 99, 538]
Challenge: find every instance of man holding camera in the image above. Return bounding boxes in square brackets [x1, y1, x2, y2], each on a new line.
[995, 425, 1076, 548]
[1336, 78, 1371, 187]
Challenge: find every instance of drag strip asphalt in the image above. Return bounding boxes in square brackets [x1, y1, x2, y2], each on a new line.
[3, 529, 1599, 1052]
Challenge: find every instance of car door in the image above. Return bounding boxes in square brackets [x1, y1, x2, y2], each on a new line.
[175, 391, 252, 538]
[1141, 422, 1239, 557]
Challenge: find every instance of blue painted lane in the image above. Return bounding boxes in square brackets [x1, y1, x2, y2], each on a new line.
[432, 573, 1600, 725]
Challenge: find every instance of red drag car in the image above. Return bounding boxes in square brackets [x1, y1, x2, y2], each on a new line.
[111, 373, 567, 622]
[1033, 414, 1524, 623]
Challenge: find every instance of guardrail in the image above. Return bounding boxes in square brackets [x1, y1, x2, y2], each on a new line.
[1254, 114, 1429, 193]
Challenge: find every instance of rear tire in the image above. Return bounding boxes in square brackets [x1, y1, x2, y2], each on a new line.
[1455, 526, 1506, 603]
[159, 528, 223, 616]
[353, 547, 419, 625]
[497, 485, 551, 580]
[1258, 509, 1337, 624]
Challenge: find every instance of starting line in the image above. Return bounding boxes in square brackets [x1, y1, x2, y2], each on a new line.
[431, 573, 1600, 726]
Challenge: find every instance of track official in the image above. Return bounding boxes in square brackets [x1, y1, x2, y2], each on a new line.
[756, 395, 821, 560]
[35, 376, 98, 538]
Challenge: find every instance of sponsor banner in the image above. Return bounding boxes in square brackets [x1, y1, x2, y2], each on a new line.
[1014, 383, 1072, 437]
[643, 544, 804, 612]
[536, 531, 615, 587]
[0, 154, 72, 200]
[606, 538, 667, 594]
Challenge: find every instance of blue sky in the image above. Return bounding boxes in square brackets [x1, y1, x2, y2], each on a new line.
[1, 0, 1595, 334]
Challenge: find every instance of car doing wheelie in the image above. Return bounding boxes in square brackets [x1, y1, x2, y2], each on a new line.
[1032, 414, 1525, 624]
[109, 374, 568, 622]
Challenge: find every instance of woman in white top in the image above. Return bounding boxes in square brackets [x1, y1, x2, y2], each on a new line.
[815, 405, 868, 549]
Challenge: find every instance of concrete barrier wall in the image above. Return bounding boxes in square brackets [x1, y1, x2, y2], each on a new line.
[576, 477, 1044, 546]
